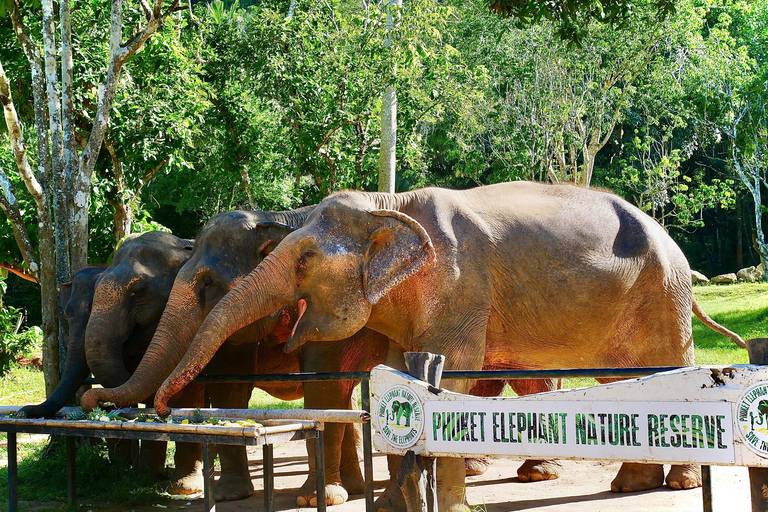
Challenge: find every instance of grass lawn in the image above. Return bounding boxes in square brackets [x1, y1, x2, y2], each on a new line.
[1, 281, 765, 507]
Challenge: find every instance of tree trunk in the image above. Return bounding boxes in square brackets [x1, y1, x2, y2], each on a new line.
[379, 85, 397, 193]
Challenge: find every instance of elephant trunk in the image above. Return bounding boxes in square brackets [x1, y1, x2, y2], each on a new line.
[20, 331, 90, 418]
[85, 320, 133, 390]
[81, 290, 200, 412]
[155, 251, 296, 416]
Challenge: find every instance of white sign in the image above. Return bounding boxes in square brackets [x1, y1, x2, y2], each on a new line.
[737, 382, 768, 457]
[426, 400, 734, 464]
[370, 364, 768, 467]
[376, 385, 425, 449]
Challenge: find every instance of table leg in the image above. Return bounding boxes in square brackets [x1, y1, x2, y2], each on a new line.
[315, 428, 326, 512]
[8, 431, 18, 512]
[263, 444, 274, 512]
[202, 442, 216, 512]
[131, 439, 140, 480]
[66, 436, 77, 507]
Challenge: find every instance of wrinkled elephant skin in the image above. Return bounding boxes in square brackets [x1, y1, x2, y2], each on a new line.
[22, 232, 203, 492]
[159, 182, 746, 511]
[81, 209, 388, 504]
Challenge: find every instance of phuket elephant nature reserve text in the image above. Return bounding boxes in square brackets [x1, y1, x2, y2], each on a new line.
[425, 400, 735, 464]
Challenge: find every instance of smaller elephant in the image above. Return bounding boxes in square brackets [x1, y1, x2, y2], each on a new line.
[390, 400, 413, 427]
[21, 232, 202, 492]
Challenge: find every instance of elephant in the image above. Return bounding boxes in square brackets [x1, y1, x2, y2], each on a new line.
[81, 208, 390, 505]
[151, 181, 746, 512]
[20, 232, 204, 492]
[19, 266, 105, 419]
[390, 400, 412, 427]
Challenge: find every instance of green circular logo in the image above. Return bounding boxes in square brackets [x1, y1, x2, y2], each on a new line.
[737, 382, 768, 457]
[376, 385, 424, 448]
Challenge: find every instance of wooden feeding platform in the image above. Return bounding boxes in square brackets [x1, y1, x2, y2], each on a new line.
[0, 406, 370, 512]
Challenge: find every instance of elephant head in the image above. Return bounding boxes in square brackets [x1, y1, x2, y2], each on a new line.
[153, 193, 435, 415]
[81, 209, 310, 411]
[19, 266, 104, 418]
[84, 231, 193, 390]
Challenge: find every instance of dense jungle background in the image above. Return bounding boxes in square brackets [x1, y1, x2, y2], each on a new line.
[0, 0, 766, 389]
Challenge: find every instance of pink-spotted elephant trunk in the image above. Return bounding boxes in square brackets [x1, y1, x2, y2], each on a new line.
[81, 287, 202, 411]
[154, 252, 296, 416]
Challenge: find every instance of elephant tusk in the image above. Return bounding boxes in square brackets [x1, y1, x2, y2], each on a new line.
[290, 299, 307, 339]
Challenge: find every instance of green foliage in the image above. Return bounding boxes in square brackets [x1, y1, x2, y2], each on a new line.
[0, 438, 161, 505]
[0, 288, 41, 376]
[487, 0, 677, 46]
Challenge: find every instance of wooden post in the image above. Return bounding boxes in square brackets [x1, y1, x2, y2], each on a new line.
[263, 444, 274, 512]
[202, 442, 216, 512]
[397, 352, 445, 512]
[748, 338, 768, 512]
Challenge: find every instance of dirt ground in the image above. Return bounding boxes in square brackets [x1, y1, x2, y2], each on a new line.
[12, 437, 752, 512]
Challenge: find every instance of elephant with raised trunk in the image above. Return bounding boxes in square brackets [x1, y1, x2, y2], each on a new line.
[21, 232, 204, 492]
[82, 208, 389, 505]
[153, 182, 745, 512]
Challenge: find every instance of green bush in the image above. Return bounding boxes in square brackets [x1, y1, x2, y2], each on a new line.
[0, 305, 41, 376]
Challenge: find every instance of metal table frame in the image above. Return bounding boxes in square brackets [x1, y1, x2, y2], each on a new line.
[1, 416, 326, 512]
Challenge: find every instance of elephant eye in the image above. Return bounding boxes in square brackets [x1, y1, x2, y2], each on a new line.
[202, 275, 213, 288]
[130, 285, 147, 299]
[301, 250, 317, 259]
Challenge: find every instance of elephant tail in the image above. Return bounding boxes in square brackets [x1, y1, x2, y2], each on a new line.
[692, 298, 746, 348]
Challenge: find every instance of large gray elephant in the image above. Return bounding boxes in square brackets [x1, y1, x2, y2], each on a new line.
[21, 232, 203, 490]
[152, 182, 745, 512]
[81, 209, 390, 505]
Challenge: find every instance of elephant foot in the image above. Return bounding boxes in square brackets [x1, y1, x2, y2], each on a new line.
[373, 481, 406, 512]
[665, 464, 701, 490]
[339, 460, 366, 495]
[517, 459, 561, 482]
[610, 462, 664, 492]
[215, 472, 254, 501]
[465, 457, 490, 477]
[168, 462, 204, 496]
[296, 477, 348, 507]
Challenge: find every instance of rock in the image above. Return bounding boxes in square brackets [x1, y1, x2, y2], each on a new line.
[691, 270, 709, 284]
[711, 273, 738, 284]
[737, 266, 764, 283]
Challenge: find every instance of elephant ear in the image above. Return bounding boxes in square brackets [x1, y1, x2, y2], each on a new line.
[59, 282, 73, 312]
[253, 221, 298, 258]
[363, 210, 436, 306]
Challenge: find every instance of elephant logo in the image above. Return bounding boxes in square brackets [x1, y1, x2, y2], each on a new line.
[737, 382, 768, 457]
[376, 385, 424, 449]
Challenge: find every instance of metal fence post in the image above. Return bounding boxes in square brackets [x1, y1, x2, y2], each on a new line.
[748, 338, 768, 512]
[8, 430, 18, 512]
[361, 377, 375, 512]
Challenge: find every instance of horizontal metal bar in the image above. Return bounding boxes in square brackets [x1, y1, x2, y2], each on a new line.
[440, 366, 684, 380]
[81, 367, 685, 388]
[194, 372, 371, 383]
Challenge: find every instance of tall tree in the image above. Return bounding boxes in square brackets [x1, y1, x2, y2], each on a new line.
[0, 0, 184, 395]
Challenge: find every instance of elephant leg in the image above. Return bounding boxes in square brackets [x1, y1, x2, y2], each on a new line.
[509, 379, 563, 483]
[665, 464, 701, 490]
[206, 343, 256, 502]
[140, 440, 168, 478]
[611, 462, 665, 492]
[168, 383, 205, 495]
[297, 341, 359, 507]
[339, 421, 365, 494]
